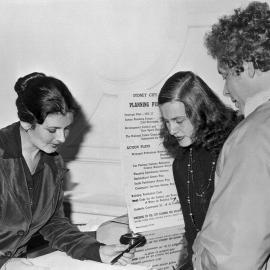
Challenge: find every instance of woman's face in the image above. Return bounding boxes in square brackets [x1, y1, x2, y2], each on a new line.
[159, 101, 194, 147]
[26, 112, 74, 153]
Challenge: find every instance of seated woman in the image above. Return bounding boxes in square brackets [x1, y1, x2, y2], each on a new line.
[158, 71, 242, 270]
[0, 72, 134, 270]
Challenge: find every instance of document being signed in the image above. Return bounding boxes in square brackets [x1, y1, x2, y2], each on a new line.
[29, 251, 152, 270]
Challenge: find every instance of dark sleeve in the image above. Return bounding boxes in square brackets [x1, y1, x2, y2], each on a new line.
[39, 188, 105, 262]
[0, 258, 9, 268]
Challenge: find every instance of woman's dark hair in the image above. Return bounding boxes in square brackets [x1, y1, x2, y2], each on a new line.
[158, 71, 242, 157]
[204, 1, 270, 74]
[15, 72, 77, 125]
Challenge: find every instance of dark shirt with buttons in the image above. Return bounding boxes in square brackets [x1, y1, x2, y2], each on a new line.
[21, 155, 44, 212]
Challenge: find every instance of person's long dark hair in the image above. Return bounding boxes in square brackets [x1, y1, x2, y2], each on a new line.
[158, 71, 242, 157]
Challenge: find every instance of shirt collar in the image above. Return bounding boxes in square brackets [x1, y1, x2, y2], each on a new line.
[244, 90, 270, 117]
[1, 122, 63, 174]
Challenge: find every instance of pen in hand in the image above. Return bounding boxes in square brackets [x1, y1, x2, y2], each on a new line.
[110, 239, 141, 265]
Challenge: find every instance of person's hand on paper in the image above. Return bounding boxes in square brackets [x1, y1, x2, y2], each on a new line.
[99, 244, 135, 265]
[1, 258, 50, 270]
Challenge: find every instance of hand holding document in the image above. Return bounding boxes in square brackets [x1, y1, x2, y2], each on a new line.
[28, 251, 153, 270]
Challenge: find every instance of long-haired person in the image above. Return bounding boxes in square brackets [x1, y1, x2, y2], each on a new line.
[158, 71, 242, 270]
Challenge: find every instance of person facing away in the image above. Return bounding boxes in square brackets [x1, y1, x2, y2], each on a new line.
[0, 72, 134, 270]
[158, 71, 242, 270]
[192, 2, 270, 269]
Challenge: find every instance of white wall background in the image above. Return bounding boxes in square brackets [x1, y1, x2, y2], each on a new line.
[0, 0, 258, 225]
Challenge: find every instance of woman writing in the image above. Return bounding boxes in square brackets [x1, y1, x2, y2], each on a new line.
[0, 72, 133, 270]
[158, 71, 242, 270]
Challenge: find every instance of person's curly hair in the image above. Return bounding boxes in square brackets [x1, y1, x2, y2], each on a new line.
[158, 71, 243, 158]
[205, 1, 270, 74]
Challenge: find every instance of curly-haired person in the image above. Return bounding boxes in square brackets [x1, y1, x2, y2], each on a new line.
[193, 2, 270, 270]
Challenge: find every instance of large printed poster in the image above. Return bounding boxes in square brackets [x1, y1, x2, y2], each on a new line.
[120, 90, 184, 232]
[133, 225, 187, 270]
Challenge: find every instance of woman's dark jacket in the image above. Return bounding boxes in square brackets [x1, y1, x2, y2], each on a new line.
[0, 122, 103, 267]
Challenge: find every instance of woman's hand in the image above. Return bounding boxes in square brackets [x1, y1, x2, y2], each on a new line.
[1, 258, 50, 270]
[99, 244, 135, 265]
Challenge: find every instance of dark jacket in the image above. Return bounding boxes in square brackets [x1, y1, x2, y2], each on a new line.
[0, 122, 103, 267]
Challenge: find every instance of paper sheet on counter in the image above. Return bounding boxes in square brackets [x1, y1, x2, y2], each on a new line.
[28, 251, 153, 270]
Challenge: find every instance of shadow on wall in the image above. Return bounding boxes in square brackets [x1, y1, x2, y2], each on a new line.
[60, 101, 92, 163]
[59, 100, 92, 220]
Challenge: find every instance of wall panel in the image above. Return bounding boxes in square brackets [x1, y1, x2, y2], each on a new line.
[0, 0, 255, 225]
